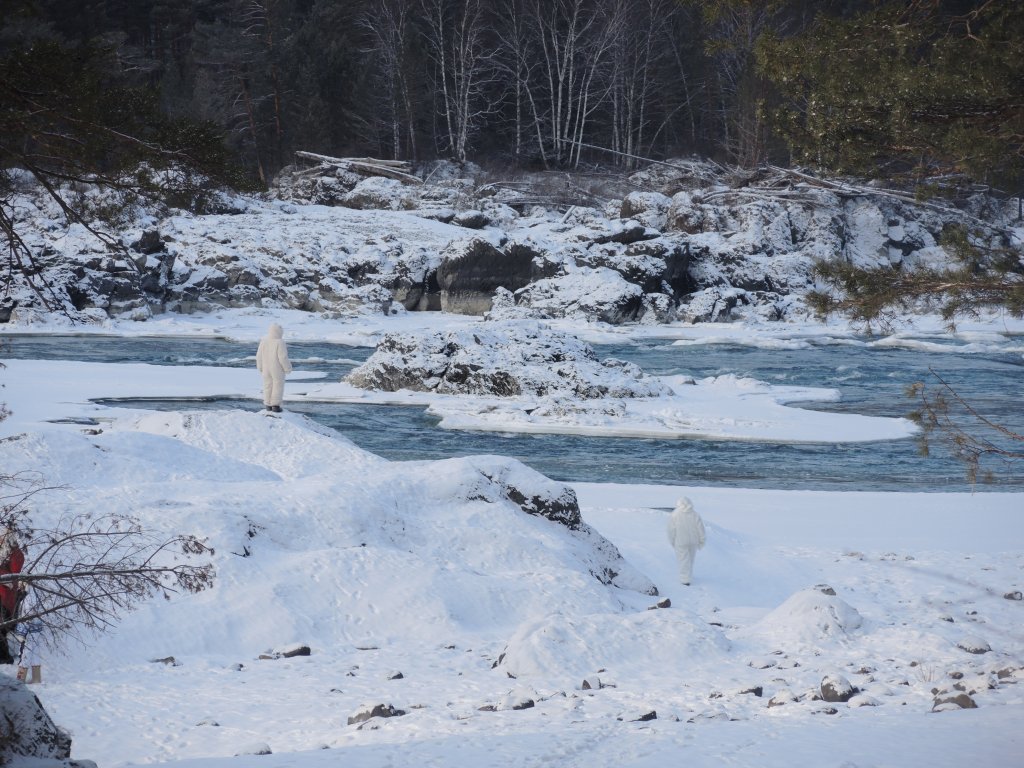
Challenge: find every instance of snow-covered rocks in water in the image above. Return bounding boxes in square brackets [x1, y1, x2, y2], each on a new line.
[347, 321, 667, 399]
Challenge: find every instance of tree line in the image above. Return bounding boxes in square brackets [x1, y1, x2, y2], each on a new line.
[3, 0, 1019, 190]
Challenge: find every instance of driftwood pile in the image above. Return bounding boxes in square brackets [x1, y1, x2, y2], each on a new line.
[293, 151, 422, 185]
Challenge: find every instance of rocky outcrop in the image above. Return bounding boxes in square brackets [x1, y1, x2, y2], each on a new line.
[6, 162, 1019, 326]
[436, 237, 537, 314]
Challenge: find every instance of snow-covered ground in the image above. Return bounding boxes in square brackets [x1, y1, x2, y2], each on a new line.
[2, 309, 1023, 767]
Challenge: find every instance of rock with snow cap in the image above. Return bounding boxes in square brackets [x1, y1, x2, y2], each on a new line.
[820, 674, 856, 703]
[347, 703, 407, 726]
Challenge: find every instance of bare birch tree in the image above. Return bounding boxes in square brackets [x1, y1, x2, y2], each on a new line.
[493, 0, 548, 165]
[606, 0, 683, 167]
[419, 0, 497, 162]
[359, 0, 421, 160]
[527, 0, 620, 167]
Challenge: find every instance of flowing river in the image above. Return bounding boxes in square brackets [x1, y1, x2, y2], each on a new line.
[5, 332, 1022, 492]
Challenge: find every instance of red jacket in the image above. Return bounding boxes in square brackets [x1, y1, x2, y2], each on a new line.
[0, 546, 24, 615]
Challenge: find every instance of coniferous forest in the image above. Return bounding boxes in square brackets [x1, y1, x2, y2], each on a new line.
[2, 0, 1021, 192]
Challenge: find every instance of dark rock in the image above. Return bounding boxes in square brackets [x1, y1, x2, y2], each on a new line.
[387, 671, 404, 680]
[511, 698, 535, 711]
[740, 686, 763, 697]
[633, 710, 657, 722]
[489, 473, 582, 530]
[932, 693, 977, 712]
[436, 238, 536, 314]
[593, 220, 658, 245]
[453, 210, 491, 229]
[0, 676, 75, 763]
[820, 674, 855, 703]
[956, 637, 991, 655]
[647, 598, 671, 610]
[347, 703, 407, 726]
[281, 645, 311, 658]
[131, 229, 165, 255]
[151, 656, 179, 666]
[1004, 591, 1023, 601]
[235, 742, 272, 756]
[814, 584, 837, 596]
[581, 676, 603, 691]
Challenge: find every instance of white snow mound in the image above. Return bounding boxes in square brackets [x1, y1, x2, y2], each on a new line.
[742, 587, 864, 646]
[3, 409, 657, 665]
[497, 608, 730, 685]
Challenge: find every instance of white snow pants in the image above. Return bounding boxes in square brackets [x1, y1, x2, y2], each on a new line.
[675, 545, 696, 585]
[262, 372, 285, 407]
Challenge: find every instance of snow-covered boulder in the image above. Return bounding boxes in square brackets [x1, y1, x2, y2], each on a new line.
[0, 675, 89, 766]
[347, 321, 668, 399]
[515, 267, 647, 324]
[341, 177, 416, 211]
[678, 286, 750, 323]
[579, 238, 690, 295]
[452, 209, 491, 229]
[620, 191, 672, 230]
[347, 703, 406, 725]
[666, 191, 716, 234]
[820, 673, 856, 703]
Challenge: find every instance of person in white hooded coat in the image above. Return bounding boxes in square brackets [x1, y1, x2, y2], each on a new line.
[255, 323, 292, 411]
[666, 497, 706, 585]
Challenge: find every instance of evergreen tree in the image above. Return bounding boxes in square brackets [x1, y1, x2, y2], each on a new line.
[758, 0, 1024, 191]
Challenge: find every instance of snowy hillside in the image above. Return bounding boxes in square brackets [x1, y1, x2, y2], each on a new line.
[0, 336, 1021, 766]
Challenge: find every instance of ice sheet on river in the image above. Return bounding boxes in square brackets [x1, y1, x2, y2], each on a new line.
[2, 359, 914, 443]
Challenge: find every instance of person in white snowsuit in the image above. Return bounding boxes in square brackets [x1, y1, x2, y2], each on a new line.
[255, 323, 292, 412]
[666, 497, 706, 585]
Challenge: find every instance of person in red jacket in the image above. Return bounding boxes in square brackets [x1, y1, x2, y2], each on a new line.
[0, 526, 25, 665]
